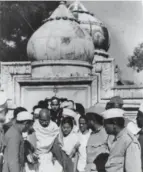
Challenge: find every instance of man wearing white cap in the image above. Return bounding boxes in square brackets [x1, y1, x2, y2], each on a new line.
[136, 103, 143, 171]
[102, 108, 142, 172]
[106, 96, 140, 135]
[3, 111, 33, 172]
[86, 106, 109, 172]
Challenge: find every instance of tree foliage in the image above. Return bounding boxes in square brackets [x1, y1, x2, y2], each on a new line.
[128, 42, 143, 72]
[0, 1, 59, 61]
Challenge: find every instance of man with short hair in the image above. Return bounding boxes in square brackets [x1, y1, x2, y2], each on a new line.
[86, 109, 109, 172]
[3, 107, 27, 133]
[50, 97, 62, 126]
[103, 108, 142, 172]
[77, 116, 91, 172]
[51, 97, 60, 112]
[107, 96, 140, 135]
[3, 111, 33, 172]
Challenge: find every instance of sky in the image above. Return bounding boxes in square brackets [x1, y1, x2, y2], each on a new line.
[70, 1, 143, 81]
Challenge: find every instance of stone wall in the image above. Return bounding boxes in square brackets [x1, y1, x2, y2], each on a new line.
[0, 60, 143, 119]
[0, 62, 31, 108]
[92, 54, 142, 118]
[92, 55, 114, 102]
[0, 61, 98, 112]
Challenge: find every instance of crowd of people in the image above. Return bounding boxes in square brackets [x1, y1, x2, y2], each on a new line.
[0, 92, 143, 172]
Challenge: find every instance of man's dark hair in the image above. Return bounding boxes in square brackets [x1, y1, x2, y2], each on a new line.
[60, 98, 68, 103]
[79, 115, 88, 124]
[75, 103, 85, 116]
[105, 117, 125, 128]
[86, 112, 103, 125]
[68, 100, 74, 105]
[32, 105, 41, 112]
[38, 100, 47, 109]
[105, 102, 112, 110]
[51, 96, 60, 104]
[13, 107, 27, 119]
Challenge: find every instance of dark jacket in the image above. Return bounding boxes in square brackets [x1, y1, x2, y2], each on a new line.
[50, 109, 63, 126]
[51, 136, 74, 172]
[3, 121, 13, 134]
[2, 125, 24, 172]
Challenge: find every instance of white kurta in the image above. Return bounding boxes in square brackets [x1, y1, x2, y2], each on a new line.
[77, 130, 91, 172]
[61, 132, 79, 156]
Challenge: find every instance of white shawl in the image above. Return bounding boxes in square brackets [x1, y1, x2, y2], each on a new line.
[33, 120, 59, 155]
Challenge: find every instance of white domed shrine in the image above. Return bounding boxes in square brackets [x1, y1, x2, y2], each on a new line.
[27, 1, 94, 63]
[69, 1, 110, 56]
[0, 1, 140, 119]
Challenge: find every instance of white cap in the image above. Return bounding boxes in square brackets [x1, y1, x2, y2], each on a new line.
[60, 101, 74, 109]
[62, 108, 77, 118]
[0, 91, 8, 111]
[139, 103, 143, 113]
[16, 111, 33, 121]
[102, 108, 124, 119]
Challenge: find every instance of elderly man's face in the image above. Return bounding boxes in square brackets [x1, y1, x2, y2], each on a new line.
[51, 99, 60, 112]
[39, 109, 51, 128]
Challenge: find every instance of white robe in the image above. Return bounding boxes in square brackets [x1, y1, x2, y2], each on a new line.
[25, 120, 59, 172]
[77, 130, 91, 172]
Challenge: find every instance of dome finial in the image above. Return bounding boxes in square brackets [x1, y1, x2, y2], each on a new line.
[68, 0, 88, 12]
[74, 0, 80, 11]
[60, 1, 66, 5]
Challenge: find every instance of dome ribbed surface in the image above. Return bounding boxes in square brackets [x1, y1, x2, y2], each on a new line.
[27, 2, 94, 63]
[69, 1, 110, 52]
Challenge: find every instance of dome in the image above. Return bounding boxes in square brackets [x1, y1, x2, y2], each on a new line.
[68, 1, 110, 52]
[27, 1, 94, 63]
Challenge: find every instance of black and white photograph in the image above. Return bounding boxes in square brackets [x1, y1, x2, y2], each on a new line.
[0, 0, 143, 172]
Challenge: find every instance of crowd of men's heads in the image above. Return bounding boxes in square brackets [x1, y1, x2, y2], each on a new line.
[1, 91, 143, 135]
[32, 96, 85, 119]
[28, 95, 127, 136]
